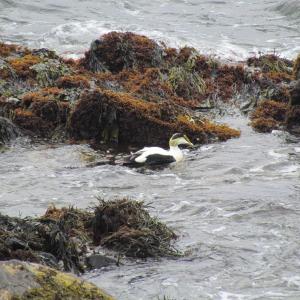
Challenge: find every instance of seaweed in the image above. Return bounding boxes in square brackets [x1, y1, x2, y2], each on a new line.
[92, 198, 179, 258]
[0, 198, 180, 273]
[247, 53, 292, 74]
[9, 54, 41, 78]
[293, 54, 300, 80]
[250, 100, 288, 133]
[81, 32, 164, 73]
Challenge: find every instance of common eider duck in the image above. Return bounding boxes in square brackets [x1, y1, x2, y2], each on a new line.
[127, 133, 193, 166]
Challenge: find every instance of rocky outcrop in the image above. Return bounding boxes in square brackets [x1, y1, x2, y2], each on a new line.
[1, 32, 299, 146]
[0, 33, 244, 148]
[0, 260, 114, 300]
[0, 117, 19, 144]
[81, 32, 164, 73]
[286, 80, 300, 135]
[0, 199, 179, 274]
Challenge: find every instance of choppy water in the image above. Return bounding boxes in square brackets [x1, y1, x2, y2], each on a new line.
[1, 116, 300, 299]
[1, 0, 300, 299]
[0, 0, 299, 59]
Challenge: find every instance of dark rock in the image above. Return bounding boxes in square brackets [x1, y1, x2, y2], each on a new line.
[86, 254, 117, 269]
[286, 80, 300, 135]
[82, 32, 164, 73]
[289, 80, 300, 106]
[0, 117, 20, 144]
[4, 238, 27, 251]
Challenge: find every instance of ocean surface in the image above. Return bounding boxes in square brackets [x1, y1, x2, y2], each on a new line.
[1, 1, 300, 299]
[0, 0, 300, 60]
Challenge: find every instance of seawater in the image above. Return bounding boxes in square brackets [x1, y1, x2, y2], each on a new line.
[0, 0, 299, 59]
[0, 1, 300, 299]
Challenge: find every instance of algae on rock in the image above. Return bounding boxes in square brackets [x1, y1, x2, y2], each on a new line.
[0, 260, 114, 300]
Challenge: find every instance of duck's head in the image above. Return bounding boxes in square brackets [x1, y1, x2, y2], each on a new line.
[169, 133, 194, 147]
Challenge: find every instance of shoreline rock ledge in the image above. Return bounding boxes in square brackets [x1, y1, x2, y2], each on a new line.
[0, 260, 115, 300]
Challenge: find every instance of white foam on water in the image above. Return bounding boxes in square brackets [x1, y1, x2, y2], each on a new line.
[268, 149, 288, 159]
[279, 165, 298, 174]
[218, 291, 248, 300]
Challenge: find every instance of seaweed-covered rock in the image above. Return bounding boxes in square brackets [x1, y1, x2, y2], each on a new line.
[0, 260, 114, 300]
[69, 88, 240, 147]
[286, 80, 300, 135]
[289, 80, 300, 106]
[0, 199, 180, 273]
[31, 59, 70, 87]
[293, 54, 300, 80]
[0, 117, 19, 144]
[250, 100, 288, 133]
[81, 32, 164, 73]
[247, 54, 292, 74]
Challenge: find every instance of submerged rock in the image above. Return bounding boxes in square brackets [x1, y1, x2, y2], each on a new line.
[0, 260, 114, 300]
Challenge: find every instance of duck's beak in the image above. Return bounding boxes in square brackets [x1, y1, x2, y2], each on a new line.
[184, 135, 194, 147]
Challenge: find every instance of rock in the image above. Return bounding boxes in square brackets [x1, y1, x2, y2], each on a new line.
[285, 80, 300, 135]
[30, 59, 70, 87]
[0, 260, 114, 300]
[86, 254, 117, 269]
[0, 117, 20, 144]
[289, 80, 300, 106]
[293, 54, 300, 80]
[81, 32, 164, 73]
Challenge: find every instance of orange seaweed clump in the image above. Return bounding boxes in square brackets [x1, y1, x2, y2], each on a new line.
[251, 118, 278, 133]
[14, 108, 34, 117]
[250, 100, 288, 133]
[9, 54, 41, 78]
[13, 107, 55, 136]
[251, 100, 288, 122]
[213, 64, 247, 100]
[69, 89, 240, 146]
[176, 114, 241, 141]
[0, 42, 29, 57]
[22, 87, 63, 106]
[57, 75, 90, 89]
[201, 120, 241, 141]
[263, 71, 293, 83]
[102, 89, 159, 114]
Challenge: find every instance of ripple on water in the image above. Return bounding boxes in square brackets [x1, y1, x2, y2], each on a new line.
[1, 116, 300, 298]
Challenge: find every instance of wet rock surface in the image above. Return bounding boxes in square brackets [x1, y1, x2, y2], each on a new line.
[286, 80, 300, 135]
[0, 260, 114, 300]
[0, 117, 20, 145]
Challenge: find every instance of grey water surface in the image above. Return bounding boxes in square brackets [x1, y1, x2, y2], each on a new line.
[1, 115, 300, 299]
[0, 0, 299, 59]
[1, 0, 300, 299]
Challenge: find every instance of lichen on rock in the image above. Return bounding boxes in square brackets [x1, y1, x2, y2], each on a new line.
[0, 260, 114, 300]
